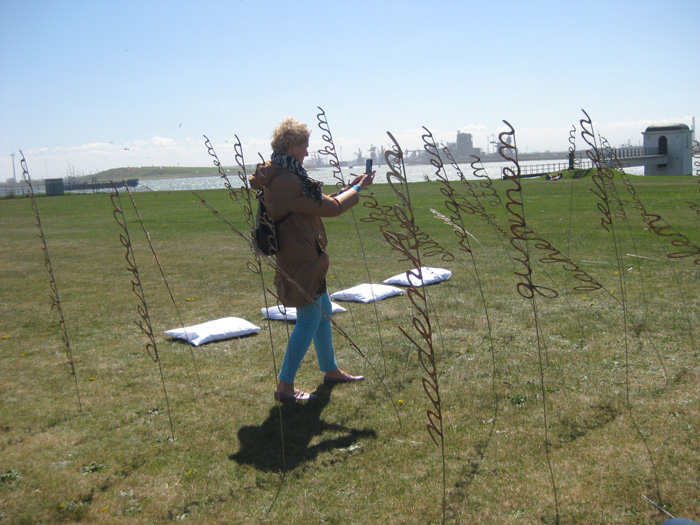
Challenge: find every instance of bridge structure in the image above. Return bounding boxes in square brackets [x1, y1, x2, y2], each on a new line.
[508, 123, 694, 178]
[506, 147, 666, 178]
[601, 146, 667, 168]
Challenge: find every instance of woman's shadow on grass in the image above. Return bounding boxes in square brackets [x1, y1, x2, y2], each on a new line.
[229, 383, 376, 472]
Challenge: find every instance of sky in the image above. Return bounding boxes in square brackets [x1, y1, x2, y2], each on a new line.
[1, 0, 698, 181]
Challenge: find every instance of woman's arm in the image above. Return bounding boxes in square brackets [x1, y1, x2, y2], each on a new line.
[270, 172, 375, 218]
[288, 186, 360, 218]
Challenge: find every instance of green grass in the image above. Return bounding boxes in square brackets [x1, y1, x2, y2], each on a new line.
[1, 174, 699, 523]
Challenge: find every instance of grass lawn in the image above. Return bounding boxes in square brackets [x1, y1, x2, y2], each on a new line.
[0, 172, 698, 524]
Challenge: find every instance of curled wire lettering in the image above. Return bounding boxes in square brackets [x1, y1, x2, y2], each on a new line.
[111, 183, 175, 439]
[111, 188, 158, 363]
[204, 136, 260, 266]
[643, 213, 700, 264]
[385, 131, 412, 213]
[470, 155, 502, 208]
[123, 183, 202, 386]
[498, 121, 560, 521]
[688, 140, 700, 214]
[316, 107, 344, 189]
[426, 129, 501, 453]
[382, 131, 454, 262]
[580, 110, 614, 232]
[443, 148, 499, 229]
[316, 108, 393, 374]
[689, 201, 700, 217]
[608, 136, 700, 266]
[376, 132, 446, 520]
[568, 124, 577, 169]
[204, 137, 295, 466]
[499, 122, 557, 299]
[204, 135, 239, 200]
[530, 231, 603, 293]
[423, 129, 478, 258]
[600, 137, 630, 223]
[21, 153, 82, 412]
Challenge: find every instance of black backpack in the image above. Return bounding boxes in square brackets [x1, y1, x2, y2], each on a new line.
[254, 191, 291, 256]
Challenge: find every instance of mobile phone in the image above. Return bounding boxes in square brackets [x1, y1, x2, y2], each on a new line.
[365, 159, 373, 174]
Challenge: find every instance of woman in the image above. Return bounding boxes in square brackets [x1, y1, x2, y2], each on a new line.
[249, 117, 375, 402]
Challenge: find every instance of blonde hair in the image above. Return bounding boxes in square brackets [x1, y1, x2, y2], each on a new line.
[271, 117, 311, 154]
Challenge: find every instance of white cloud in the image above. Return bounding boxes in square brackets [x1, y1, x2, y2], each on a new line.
[151, 136, 177, 148]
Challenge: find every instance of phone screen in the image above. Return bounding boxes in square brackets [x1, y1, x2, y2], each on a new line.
[365, 159, 373, 174]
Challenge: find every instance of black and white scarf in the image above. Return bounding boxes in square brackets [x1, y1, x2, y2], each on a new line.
[271, 151, 324, 203]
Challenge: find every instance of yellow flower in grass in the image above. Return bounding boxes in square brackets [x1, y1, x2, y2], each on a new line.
[589, 302, 594, 306]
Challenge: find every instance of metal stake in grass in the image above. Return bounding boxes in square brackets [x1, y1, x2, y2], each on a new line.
[581, 110, 665, 504]
[423, 128, 501, 433]
[566, 124, 577, 263]
[641, 494, 675, 519]
[203, 135, 288, 471]
[498, 122, 560, 524]
[316, 106, 390, 376]
[379, 131, 447, 524]
[463, 147, 601, 341]
[20, 152, 82, 413]
[110, 183, 175, 440]
[613, 148, 697, 356]
[122, 182, 202, 387]
[600, 138, 677, 382]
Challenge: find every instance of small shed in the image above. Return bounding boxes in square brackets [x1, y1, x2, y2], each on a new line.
[45, 178, 65, 196]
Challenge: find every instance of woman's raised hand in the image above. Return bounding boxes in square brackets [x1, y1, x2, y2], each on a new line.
[360, 170, 376, 188]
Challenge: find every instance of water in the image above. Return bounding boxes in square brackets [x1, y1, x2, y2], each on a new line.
[0, 159, 644, 197]
[138, 158, 644, 193]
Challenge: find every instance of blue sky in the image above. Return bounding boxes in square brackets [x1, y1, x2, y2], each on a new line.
[1, 0, 698, 180]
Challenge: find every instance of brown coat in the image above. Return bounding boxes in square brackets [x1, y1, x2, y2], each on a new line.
[249, 161, 360, 307]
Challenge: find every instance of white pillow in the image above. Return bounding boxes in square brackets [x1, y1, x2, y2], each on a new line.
[164, 317, 260, 346]
[261, 301, 347, 321]
[330, 283, 404, 303]
[383, 266, 452, 287]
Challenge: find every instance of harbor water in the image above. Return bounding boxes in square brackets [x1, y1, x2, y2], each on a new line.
[138, 159, 644, 193]
[0, 158, 645, 197]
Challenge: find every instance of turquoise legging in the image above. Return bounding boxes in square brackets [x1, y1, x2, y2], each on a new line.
[278, 291, 338, 384]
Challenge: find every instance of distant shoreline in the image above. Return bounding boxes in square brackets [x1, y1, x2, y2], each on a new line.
[2, 150, 579, 187]
[66, 150, 574, 183]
